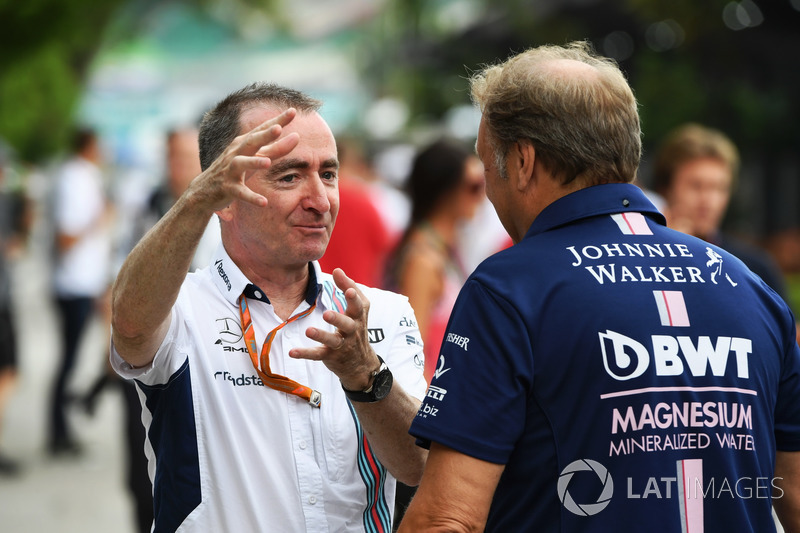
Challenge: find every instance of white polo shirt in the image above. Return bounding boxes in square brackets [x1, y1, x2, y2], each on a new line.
[52, 156, 111, 298]
[111, 244, 427, 533]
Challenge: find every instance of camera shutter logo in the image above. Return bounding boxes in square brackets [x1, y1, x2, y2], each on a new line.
[557, 459, 614, 516]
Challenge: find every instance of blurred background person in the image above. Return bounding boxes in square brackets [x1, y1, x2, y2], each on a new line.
[319, 136, 395, 288]
[81, 126, 209, 533]
[48, 127, 113, 457]
[0, 148, 31, 476]
[653, 123, 788, 300]
[130, 127, 219, 271]
[384, 137, 486, 530]
[385, 138, 485, 382]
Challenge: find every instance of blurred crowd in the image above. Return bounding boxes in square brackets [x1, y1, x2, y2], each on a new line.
[0, 116, 798, 531]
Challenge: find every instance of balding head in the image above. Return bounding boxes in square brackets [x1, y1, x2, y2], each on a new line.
[470, 41, 641, 187]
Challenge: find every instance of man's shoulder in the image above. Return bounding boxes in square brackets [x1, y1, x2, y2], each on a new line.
[317, 270, 409, 305]
[470, 240, 547, 284]
[178, 268, 215, 302]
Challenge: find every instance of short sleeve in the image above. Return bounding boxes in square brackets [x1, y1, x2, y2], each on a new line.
[363, 288, 428, 402]
[775, 319, 800, 451]
[110, 305, 189, 386]
[409, 279, 533, 464]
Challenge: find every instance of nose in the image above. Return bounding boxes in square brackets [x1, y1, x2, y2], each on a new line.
[302, 174, 332, 213]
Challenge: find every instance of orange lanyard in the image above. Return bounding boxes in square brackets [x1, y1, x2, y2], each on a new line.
[238, 295, 322, 407]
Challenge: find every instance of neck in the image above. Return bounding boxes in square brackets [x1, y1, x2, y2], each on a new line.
[513, 175, 583, 242]
[243, 262, 311, 321]
[425, 212, 458, 246]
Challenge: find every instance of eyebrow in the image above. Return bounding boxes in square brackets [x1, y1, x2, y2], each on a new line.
[268, 157, 339, 176]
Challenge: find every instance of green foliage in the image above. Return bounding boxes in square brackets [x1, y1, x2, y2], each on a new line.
[0, 43, 82, 160]
[0, 0, 125, 162]
[633, 50, 708, 149]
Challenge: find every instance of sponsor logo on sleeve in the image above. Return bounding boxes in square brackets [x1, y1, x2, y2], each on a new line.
[406, 334, 423, 347]
[399, 316, 418, 328]
[433, 355, 451, 380]
[367, 328, 385, 343]
[445, 333, 469, 351]
[426, 385, 447, 401]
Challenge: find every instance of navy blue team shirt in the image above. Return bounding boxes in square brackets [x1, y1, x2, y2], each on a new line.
[410, 183, 800, 532]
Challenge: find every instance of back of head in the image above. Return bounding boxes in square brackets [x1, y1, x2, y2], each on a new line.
[166, 128, 202, 198]
[653, 123, 740, 195]
[470, 40, 641, 186]
[198, 82, 322, 171]
[407, 138, 472, 226]
[71, 127, 99, 160]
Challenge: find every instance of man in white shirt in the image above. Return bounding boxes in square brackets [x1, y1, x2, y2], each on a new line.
[110, 83, 428, 532]
[50, 128, 112, 456]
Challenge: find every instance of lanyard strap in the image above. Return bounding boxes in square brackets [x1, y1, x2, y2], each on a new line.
[238, 295, 322, 407]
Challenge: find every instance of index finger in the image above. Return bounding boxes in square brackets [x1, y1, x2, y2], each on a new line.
[238, 108, 298, 157]
[253, 107, 297, 134]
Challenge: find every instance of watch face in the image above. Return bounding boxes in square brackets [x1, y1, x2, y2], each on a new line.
[372, 369, 393, 400]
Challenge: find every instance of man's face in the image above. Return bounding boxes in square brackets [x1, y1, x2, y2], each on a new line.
[476, 116, 517, 242]
[167, 130, 202, 199]
[230, 106, 339, 269]
[664, 157, 732, 240]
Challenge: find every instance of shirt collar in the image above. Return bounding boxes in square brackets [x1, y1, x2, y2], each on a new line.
[524, 183, 666, 240]
[211, 242, 322, 306]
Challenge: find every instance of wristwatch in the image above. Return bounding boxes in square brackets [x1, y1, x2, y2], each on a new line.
[342, 355, 393, 403]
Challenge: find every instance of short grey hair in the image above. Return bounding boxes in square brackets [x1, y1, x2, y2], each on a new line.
[470, 41, 641, 186]
[198, 82, 322, 171]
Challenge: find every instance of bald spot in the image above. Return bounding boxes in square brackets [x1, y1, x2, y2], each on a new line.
[539, 58, 601, 81]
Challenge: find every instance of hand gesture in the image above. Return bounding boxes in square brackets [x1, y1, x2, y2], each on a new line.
[187, 108, 301, 213]
[290, 268, 380, 391]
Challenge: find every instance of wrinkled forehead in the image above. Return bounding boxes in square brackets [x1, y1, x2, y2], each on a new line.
[238, 104, 287, 133]
[238, 105, 333, 140]
[238, 105, 338, 169]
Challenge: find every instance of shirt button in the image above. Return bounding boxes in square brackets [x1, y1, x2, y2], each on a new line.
[253, 290, 263, 299]
[309, 495, 317, 505]
[299, 441, 307, 450]
[622, 198, 630, 206]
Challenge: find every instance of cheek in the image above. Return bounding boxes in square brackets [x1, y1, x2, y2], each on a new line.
[329, 193, 340, 219]
[709, 193, 730, 213]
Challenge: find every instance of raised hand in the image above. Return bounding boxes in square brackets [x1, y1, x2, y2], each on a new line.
[290, 268, 381, 391]
[188, 108, 300, 213]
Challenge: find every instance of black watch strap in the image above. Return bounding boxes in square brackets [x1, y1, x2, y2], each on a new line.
[342, 355, 393, 403]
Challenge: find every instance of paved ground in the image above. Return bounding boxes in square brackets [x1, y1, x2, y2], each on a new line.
[0, 231, 138, 533]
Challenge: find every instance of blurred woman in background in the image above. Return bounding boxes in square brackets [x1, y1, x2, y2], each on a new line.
[385, 138, 485, 383]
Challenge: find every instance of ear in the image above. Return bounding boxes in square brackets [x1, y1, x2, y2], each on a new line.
[216, 204, 234, 222]
[510, 140, 536, 191]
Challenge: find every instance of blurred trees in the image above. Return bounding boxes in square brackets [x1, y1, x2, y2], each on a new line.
[0, 0, 282, 163]
[363, 0, 799, 235]
[365, 0, 799, 155]
[1, 0, 798, 181]
[0, 0, 125, 161]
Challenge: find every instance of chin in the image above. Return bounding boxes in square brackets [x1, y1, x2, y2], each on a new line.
[302, 242, 329, 263]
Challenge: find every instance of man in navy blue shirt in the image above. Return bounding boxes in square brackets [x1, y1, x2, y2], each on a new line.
[398, 41, 800, 532]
